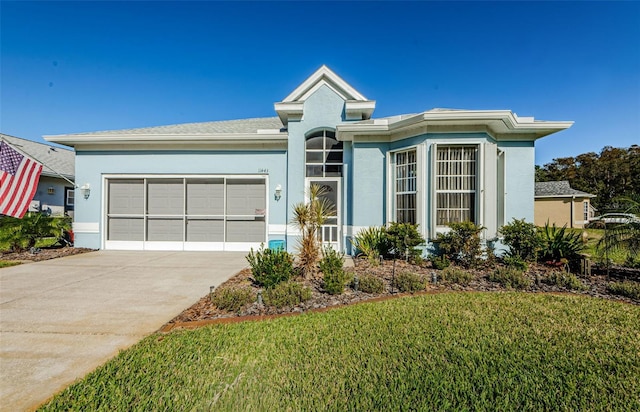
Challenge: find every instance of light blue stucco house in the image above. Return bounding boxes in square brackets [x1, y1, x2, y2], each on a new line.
[46, 66, 572, 253]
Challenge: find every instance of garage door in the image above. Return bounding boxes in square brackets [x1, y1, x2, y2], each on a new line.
[105, 176, 266, 251]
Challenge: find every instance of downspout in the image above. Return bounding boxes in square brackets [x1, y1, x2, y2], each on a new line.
[571, 195, 575, 228]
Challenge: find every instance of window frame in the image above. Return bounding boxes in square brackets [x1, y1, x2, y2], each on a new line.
[387, 145, 423, 230]
[583, 200, 589, 222]
[434, 144, 479, 227]
[65, 188, 75, 207]
[305, 129, 343, 177]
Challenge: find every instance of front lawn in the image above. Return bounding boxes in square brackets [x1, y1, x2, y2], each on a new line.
[40, 293, 640, 411]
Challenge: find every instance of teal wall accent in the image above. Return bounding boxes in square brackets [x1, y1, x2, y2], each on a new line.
[351, 143, 388, 227]
[73, 150, 287, 249]
[499, 141, 535, 223]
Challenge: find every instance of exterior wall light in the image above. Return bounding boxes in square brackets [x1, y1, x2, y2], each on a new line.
[274, 184, 282, 201]
[80, 183, 91, 199]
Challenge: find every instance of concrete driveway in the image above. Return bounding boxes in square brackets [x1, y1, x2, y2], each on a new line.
[0, 251, 248, 411]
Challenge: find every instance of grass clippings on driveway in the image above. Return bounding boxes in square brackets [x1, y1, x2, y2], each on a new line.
[40, 293, 640, 411]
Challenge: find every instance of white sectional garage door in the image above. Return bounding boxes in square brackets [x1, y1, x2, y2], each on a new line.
[105, 176, 266, 251]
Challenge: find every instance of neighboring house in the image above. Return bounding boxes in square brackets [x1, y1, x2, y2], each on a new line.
[0, 133, 75, 217]
[535, 180, 596, 228]
[45, 66, 573, 253]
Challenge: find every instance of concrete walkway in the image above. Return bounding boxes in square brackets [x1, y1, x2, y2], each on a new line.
[0, 251, 248, 411]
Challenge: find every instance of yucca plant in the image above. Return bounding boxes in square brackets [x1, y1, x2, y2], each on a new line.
[350, 226, 388, 265]
[537, 222, 584, 267]
[291, 184, 336, 277]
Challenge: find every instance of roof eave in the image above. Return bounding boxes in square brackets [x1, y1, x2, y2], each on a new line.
[337, 110, 573, 142]
[44, 133, 289, 147]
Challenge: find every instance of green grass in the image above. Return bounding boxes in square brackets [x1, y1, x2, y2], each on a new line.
[39, 293, 640, 411]
[0, 236, 59, 252]
[0, 260, 21, 268]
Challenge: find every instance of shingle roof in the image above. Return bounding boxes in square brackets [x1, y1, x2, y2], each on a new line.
[64, 117, 286, 136]
[1, 134, 75, 179]
[535, 181, 595, 198]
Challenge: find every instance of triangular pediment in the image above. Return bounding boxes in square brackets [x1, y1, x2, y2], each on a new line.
[282, 65, 368, 102]
[275, 65, 376, 124]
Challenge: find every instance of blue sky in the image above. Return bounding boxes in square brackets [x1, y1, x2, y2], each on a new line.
[1, 1, 638, 165]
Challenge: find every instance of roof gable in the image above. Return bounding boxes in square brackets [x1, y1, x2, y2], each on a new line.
[281, 65, 368, 102]
[1, 134, 74, 179]
[275, 65, 376, 125]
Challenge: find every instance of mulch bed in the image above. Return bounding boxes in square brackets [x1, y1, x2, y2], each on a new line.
[0, 246, 95, 262]
[165, 258, 640, 330]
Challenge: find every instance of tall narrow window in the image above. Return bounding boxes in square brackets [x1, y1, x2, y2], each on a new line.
[436, 145, 477, 225]
[305, 129, 343, 177]
[583, 201, 589, 222]
[395, 149, 417, 224]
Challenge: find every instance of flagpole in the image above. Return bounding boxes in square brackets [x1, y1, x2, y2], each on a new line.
[0, 136, 76, 188]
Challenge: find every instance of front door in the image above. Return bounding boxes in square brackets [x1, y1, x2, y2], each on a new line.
[308, 178, 341, 250]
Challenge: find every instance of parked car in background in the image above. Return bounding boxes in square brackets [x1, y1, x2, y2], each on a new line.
[587, 213, 640, 227]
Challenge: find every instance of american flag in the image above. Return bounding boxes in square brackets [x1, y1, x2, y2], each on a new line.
[0, 140, 43, 218]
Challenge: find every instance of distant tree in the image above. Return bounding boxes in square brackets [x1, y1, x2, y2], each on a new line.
[536, 145, 640, 211]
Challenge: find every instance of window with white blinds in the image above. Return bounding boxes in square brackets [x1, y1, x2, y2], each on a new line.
[394, 149, 417, 224]
[435, 145, 477, 225]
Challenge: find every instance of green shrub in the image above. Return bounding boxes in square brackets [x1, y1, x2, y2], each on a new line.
[393, 271, 425, 293]
[431, 255, 450, 270]
[607, 281, 640, 300]
[351, 226, 389, 265]
[246, 245, 294, 289]
[318, 246, 345, 275]
[488, 267, 530, 290]
[499, 218, 540, 262]
[435, 221, 485, 268]
[538, 222, 584, 267]
[502, 254, 529, 271]
[385, 222, 425, 261]
[544, 272, 587, 291]
[0, 213, 71, 252]
[264, 281, 312, 308]
[319, 246, 348, 295]
[356, 274, 385, 294]
[324, 270, 349, 295]
[440, 267, 473, 286]
[210, 287, 255, 313]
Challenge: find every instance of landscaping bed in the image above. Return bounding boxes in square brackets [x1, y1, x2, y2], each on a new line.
[167, 258, 640, 328]
[0, 246, 95, 263]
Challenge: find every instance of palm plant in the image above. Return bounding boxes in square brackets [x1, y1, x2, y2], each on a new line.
[291, 184, 336, 277]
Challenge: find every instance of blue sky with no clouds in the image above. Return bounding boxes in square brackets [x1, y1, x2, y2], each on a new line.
[1, 1, 638, 165]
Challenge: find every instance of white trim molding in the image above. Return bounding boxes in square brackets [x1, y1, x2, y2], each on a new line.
[73, 222, 99, 233]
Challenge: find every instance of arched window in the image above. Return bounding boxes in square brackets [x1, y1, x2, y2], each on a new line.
[305, 129, 343, 177]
